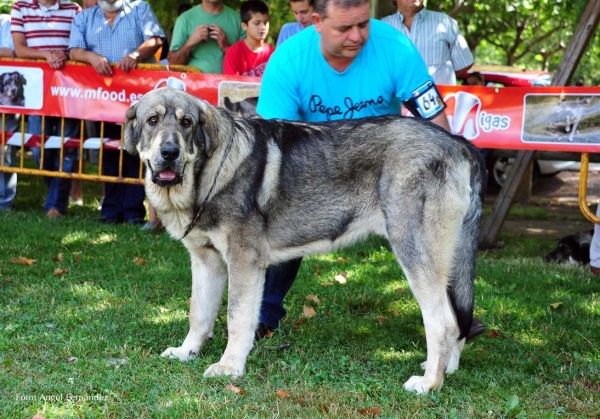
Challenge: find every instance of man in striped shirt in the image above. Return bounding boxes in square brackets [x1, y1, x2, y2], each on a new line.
[382, 0, 473, 86]
[11, 0, 81, 219]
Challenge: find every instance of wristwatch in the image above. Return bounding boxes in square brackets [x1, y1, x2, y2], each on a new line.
[129, 51, 141, 62]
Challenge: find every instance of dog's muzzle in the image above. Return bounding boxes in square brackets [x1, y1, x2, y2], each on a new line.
[149, 143, 185, 187]
[151, 166, 184, 187]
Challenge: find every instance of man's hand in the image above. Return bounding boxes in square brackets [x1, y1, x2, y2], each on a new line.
[46, 50, 68, 69]
[89, 52, 113, 76]
[209, 24, 229, 51]
[187, 24, 211, 46]
[119, 53, 139, 73]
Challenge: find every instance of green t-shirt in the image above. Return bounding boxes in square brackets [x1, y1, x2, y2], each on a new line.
[170, 5, 245, 74]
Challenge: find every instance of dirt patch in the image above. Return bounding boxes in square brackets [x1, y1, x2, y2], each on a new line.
[490, 170, 600, 240]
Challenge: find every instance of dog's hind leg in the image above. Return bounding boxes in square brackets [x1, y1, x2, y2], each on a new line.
[382, 169, 474, 393]
[161, 246, 227, 362]
[203, 248, 266, 378]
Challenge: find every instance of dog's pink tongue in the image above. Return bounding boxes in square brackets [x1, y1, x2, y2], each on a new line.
[158, 169, 176, 180]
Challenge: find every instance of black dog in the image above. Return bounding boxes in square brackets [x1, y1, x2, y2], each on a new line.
[0, 71, 26, 107]
[544, 230, 593, 265]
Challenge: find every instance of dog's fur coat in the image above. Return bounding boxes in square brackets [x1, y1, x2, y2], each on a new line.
[0, 71, 26, 107]
[124, 88, 487, 394]
[544, 230, 593, 265]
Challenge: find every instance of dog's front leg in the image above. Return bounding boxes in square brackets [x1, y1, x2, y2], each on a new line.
[203, 252, 265, 378]
[161, 246, 227, 362]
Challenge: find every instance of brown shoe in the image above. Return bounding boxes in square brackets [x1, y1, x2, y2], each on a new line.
[591, 266, 600, 276]
[46, 209, 63, 219]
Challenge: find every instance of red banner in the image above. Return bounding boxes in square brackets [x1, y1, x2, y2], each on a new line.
[1, 59, 600, 153]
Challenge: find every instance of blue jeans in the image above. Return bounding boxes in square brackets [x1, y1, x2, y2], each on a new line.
[29, 116, 79, 214]
[0, 115, 21, 210]
[100, 123, 145, 221]
[259, 257, 303, 329]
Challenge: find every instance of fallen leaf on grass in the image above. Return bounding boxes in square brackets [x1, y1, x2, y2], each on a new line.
[302, 305, 316, 318]
[276, 389, 291, 399]
[72, 251, 82, 255]
[3, 278, 13, 283]
[294, 317, 307, 326]
[320, 281, 334, 286]
[224, 384, 247, 395]
[334, 272, 347, 284]
[11, 257, 36, 266]
[358, 407, 381, 416]
[391, 309, 399, 317]
[395, 288, 406, 294]
[133, 257, 147, 266]
[313, 271, 321, 277]
[51, 253, 64, 262]
[53, 268, 69, 276]
[305, 294, 320, 305]
[549, 302, 563, 310]
[67, 356, 78, 363]
[375, 316, 387, 324]
[32, 415, 46, 419]
[336, 257, 347, 263]
[487, 330, 505, 339]
[74, 257, 82, 263]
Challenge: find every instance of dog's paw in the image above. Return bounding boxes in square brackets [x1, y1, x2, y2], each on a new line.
[160, 346, 198, 362]
[203, 362, 243, 378]
[403, 375, 440, 395]
[420, 360, 459, 374]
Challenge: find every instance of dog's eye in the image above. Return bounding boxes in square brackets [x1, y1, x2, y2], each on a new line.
[148, 116, 158, 125]
[181, 117, 192, 127]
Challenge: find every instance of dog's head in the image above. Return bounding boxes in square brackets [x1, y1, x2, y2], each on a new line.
[124, 88, 231, 188]
[0, 71, 26, 99]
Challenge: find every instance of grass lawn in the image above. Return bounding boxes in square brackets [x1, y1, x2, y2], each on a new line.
[0, 173, 598, 418]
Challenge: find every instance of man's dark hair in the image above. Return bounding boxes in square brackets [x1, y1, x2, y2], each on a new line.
[178, 4, 192, 15]
[466, 71, 485, 86]
[314, 0, 369, 17]
[290, 0, 315, 6]
[241, 0, 270, 24]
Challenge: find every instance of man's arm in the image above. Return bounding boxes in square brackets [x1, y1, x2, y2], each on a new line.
[430, 111, 450, 131]
[69, 47, 113, 76]
[455, 64, 473, 79]
[12, 32, 67, 69]
[119, 36, 163, 73]
[168, 24, 209, 65]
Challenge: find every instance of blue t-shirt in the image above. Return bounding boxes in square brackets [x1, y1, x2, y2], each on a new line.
[276, 22, 304, 47]
[257, 19, 433, 122]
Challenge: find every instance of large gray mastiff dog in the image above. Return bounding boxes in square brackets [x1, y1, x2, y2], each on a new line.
[124, 88, 486, 394]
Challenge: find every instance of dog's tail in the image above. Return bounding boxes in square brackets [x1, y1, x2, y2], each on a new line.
[448, 145, 487, 340]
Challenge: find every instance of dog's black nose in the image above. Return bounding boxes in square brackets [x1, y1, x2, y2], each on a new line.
[160, 144, 180, 162]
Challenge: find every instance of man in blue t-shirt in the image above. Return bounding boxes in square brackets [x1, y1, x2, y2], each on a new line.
[256, 0, 485, 340]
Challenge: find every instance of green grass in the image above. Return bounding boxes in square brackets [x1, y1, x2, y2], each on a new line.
[0, 174, 598, 418]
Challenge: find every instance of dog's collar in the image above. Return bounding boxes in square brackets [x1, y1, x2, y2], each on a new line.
[181, 135, 235, 240]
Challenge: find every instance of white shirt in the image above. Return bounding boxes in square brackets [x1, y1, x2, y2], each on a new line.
[382, 8, 473, 85]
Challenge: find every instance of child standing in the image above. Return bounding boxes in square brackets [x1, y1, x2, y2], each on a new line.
[223, 0, 274, 77]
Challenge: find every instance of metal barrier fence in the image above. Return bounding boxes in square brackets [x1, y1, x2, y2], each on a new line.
[0, 61, 199, 186]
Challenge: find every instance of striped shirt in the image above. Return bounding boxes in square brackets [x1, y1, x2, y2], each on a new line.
[382, 8, 473, 85]
[11, 0, 81, 51]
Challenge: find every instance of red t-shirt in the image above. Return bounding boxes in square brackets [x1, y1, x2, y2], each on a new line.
[223, 40, 274, 77]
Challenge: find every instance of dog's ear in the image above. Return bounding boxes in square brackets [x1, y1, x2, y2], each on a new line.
[195, 98, 219, 158]
[18, 73, 26, 86]
[124, 101, 140, 155]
